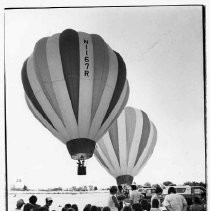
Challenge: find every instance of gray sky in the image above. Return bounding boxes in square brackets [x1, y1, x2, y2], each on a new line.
[5, 6, 205, 189]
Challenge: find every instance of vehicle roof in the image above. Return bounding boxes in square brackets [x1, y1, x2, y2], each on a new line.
[162, 185, 206, 194]
[141, 187, 155, 189]
[163, 185, 205, 189]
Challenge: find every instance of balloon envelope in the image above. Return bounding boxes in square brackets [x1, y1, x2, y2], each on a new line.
[94, 106, 157, 184]
[21, 29, 129, 162]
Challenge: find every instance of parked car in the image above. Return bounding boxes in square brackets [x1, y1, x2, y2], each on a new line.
[162, 185, 206, 206]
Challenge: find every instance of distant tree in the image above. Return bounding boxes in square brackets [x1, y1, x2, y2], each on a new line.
[51, 187, 62, 191]
[83, 186, 88, 191]
[191, 181, 199, 186]
[94, 186, 98, 191]
[89, 185, 94, 191]
[163, 181, 174, 186]
[10, 185, 16, 191]
[183, 181, 191, 186]
[77, 186, 83, 191]
[23, 185, 28, 191]
[144, 182, 151, 187]
[183, 181, 206, 188]
[199, 182, 206, 188]
[70, 186, 77, 191]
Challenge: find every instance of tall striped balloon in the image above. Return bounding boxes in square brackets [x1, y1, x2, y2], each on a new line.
[21, 29, 129, 163]
[94, 107, 157, 185]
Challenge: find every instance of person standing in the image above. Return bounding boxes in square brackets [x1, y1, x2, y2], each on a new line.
[108, 186, 121, 211]
[129, 185, 144, 205]
[151, 187, 163, 207]
[131, 203, 142, 211]
[150, 199, 161, 211]
[72, 204, 79, 211]
[83, 204, 92, 211]
[14, 199, 25, 210]
[190, 197, 204, 211]
[163, 187, 188, 211]
[102, 207, 111, 211]
[140, 199, 150, 211]
[122, 206, 132, 211]
[116, 185, 126, 210]
[23, 195, 40, 211]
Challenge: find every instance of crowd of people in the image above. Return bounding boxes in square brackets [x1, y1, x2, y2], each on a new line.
[14, 185, 206, 211]
[14, 195, 54, 211]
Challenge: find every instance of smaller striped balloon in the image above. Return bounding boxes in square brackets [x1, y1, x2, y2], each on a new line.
[94, 106, 157, 185]
[21, 29, 129, 172]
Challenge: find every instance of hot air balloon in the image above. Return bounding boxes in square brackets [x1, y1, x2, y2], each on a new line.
[21, 29, 129, 175]
[94, 106, 157, 184]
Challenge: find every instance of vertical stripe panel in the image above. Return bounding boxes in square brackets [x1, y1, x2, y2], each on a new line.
[25, 95, 67, 143]
[21, 59, 56, 130]
[59, 29, 80, 123]
[94, 148, 110, 171]
[109, 120, 120, 164]
[90, 34, 109, 121]
[104, 80, 130, 140]
[94, 144, 116, 174]
[101, 51, 126, 125]
[95, 80, 128, 141]
[89, 45, 118, 139]
[134, 111, 151, 165]
[125, 107, 136, 166]
[78, 32, 94, 137]
[33, 37, 65, 127]
[127, 109, 143, 174]
[102, 133, 121, 175]
[96, 136, 114, 168]
[46, 34, 78, 139]
[132, 121, 156, 176]
[117, 110, 128, 174]
[136, 123, 157, 174]
[27, 56, 69, 139]
[26, 95, 48, 130]
[132, 121, 154, 175]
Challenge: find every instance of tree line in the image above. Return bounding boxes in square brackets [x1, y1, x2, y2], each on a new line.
[10, 181, 206, 191]
[138, 181, 206, 188]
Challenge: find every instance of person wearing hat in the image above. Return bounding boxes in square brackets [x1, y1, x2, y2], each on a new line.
[41, 197, 53, 211]
[15, 199, 25, 210]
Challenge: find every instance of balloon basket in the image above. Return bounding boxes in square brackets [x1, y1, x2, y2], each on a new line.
[77, 158, 86, 175]
[77, 166, 86, 175]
